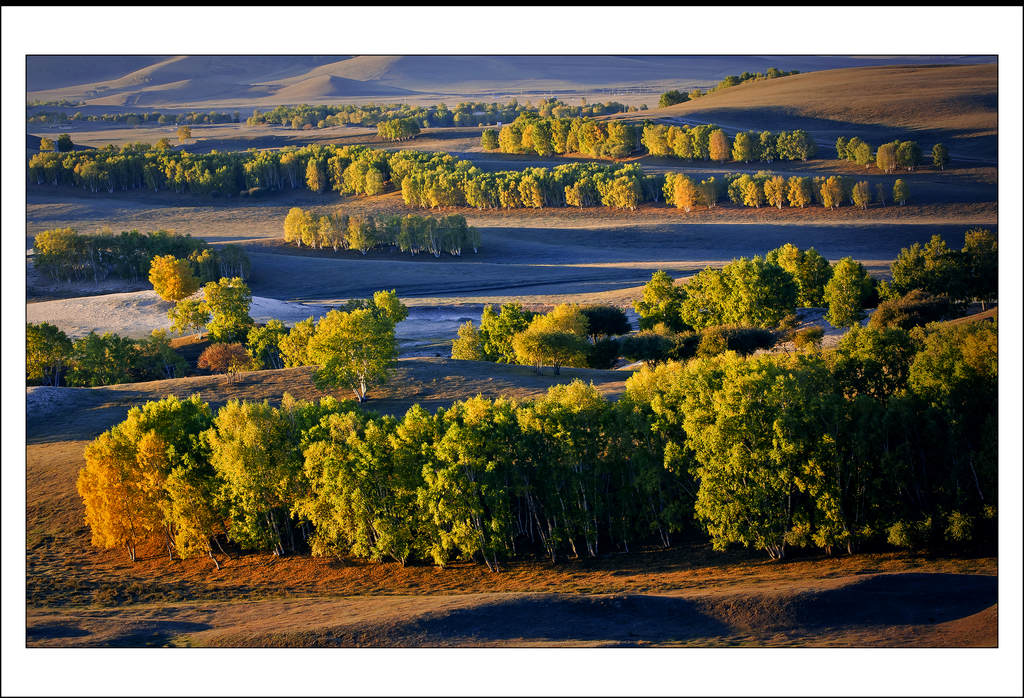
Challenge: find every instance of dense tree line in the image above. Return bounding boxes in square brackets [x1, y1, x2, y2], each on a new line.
[76, 313, 995, 568]
[484, 113, 640, 159]
[376, 117, 421, 142]
[282, 208, 480, 256]
[643, 124, 817, 162]
[32, 228, 249, 285]
[244, 98, 638, 131]
[32, 141, 924, 214]
[401, 160, 660, 211]
[28, 142, 657, 210]
[28, 109, 240, 127]
[664, 171, 909, 211]
[485, 117, 817, 163]
[26, 323, 186, 387]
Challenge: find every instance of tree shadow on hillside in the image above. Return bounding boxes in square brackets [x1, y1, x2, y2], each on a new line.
[309, 573, 996, 646]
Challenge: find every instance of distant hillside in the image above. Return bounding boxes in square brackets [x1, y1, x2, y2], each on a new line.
[26, 55, 995, 109]
[609, 64, 998, 161]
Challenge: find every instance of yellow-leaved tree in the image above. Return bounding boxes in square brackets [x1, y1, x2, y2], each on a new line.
[76, 395, 216, 563]
[77, 429, 168, 562]
[149, 254, 199, 302]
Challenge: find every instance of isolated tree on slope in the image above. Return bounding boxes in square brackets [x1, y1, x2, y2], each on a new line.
[308, 308, 398, 402]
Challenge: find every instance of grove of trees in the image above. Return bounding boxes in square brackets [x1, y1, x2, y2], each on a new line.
[26, 324, 186, 387]
[283, 208, 480, 257]
[376, 117, 421, 142]
[32, 228, 249, 285]
[77, 312, 996, 568]
[837, 137, 929, 173]
[452, 303, 632, 373]
[643, 125, 816, 162]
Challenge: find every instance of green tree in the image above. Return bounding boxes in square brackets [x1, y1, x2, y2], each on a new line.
[134, 329, 187, 380]
[279, 316, 316, 367]
[961, 228, 997, 308]
[680, 258, 797, 330]
[731, 131, 756, 163]
[824, 257, 873, 327]
[896, 140, 922, 171]
[39, 137, 55, 152]
[828, 326, 918, 400]
[56, 133, 73, 152]
[932, 143, 949, 170]
[512, 327, 589, 375]
[203, 277, 253, 342]
[893, 178, 909, 206]
[307, 308, 399, 402]
[298, 409, 419, 564]
[580, 305, 631, 342]
[168, 298, 210, 336]
[480, 129, 499, 151]
[618, 331, 674, 367]
[766, 243, 832, 307]
[635, 270, 687, 331]
[205, 399, 303, 555]
[69, 332, 137, 386]
[247, 319, 288, 369]
[658, 90, 688, 107]
[347, 217, 377, 254]
[835, 136, 849, 160]
[758, 131, 776, 162]
[851, 180, 871, 210]
[682, 353, 835, 559]
[451, 320, 486, 360]
[479, 303, 534, 363]
[26, 322, 73, 386]
[852, 141, 873, 168]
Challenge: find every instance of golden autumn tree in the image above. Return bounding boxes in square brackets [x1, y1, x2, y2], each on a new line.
[77, 429, 168, 562]
[149, 254, 200, 302]
[708, 129, 731, 162]
[76, 395, 214, 562]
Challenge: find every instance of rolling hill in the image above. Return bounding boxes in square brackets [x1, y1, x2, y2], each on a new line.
[608, 64, 998, 161]
[26, 55, 995, 109]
